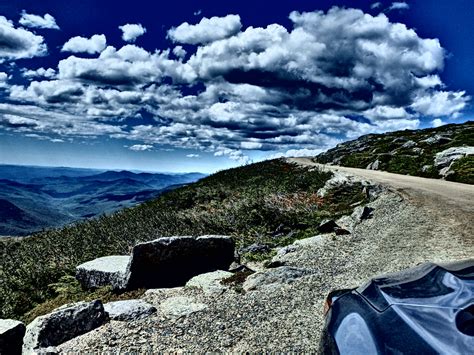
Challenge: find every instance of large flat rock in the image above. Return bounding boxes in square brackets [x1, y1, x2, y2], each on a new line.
[126, 235, 235, 289]
[76, 255, 130, 290]
[22, 300, 107, 354]
[0, 319, 25, 355]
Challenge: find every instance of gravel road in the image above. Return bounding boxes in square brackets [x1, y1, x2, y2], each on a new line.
[59, 160, 473, 353]
[290, 157, 474, 248]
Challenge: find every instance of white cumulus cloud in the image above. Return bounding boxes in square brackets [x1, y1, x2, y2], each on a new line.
[22, 67, 56, 79]
[19, 10, 59, 29]
[119, 23, 146, 42]
[411, 91, 469, 118]
[371, 2, 382, 9]
[431, 118, 446, 128]
[0, 16, 47, 61]
[388, 2, 410, 11]
[168, 14, 242, 44]
[62, 34, 107, 54]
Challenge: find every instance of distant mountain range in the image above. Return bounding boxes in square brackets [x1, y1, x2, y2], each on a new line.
[0, 165, 205, 236]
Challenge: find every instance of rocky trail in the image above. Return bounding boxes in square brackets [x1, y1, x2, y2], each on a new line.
[51, 159, 473, 353]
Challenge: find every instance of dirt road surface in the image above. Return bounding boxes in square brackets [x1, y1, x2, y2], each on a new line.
[290, 157, 474, 248]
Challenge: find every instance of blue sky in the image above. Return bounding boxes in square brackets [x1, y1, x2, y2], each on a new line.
[0, 0, 472, 173]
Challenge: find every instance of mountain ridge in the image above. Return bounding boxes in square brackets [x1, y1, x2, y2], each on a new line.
[314, 121, 473, 184]
[0, 166, 205, 236]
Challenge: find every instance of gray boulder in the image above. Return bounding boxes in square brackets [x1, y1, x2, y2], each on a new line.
[317, 172, 354, 197]
[243, 266, 315, 291]
[401, 140, 416, 149]
[0, 319, 25, 355]
[22, 300, 107, 354]
[366, 159, 380, 170]
[362, 183, 385, 201]
[103, 300, 156, 321]
[421, 134, 452, 145]
[434, 146, 474, 176]
[76, 255, 130, 290]
[126, 235, 235, 289]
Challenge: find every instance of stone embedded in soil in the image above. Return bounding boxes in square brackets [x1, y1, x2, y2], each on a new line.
[335, 228, 351, 235]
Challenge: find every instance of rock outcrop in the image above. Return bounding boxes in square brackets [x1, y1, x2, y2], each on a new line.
[22, 300, 107, 354]
[421, 134, 452, 145]
[0, 319, 25, 355]
[76, 255, 130, 290]
[401, 140, 416, 149]
[103, 300, 156, 321]
[434, 146, 474, 177]
[317, 172, 355, 197]
[126, 235, 235, 289]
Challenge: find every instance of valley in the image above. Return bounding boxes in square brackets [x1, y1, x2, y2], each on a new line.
[0, 165, 205, 236]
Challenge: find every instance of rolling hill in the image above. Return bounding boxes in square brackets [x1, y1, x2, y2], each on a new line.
[0, 165, 205, 236]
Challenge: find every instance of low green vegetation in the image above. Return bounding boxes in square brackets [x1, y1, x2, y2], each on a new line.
[0, 159, 367, 320]
[221, 269, 255, 294]
[446, 156, 474, 184]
